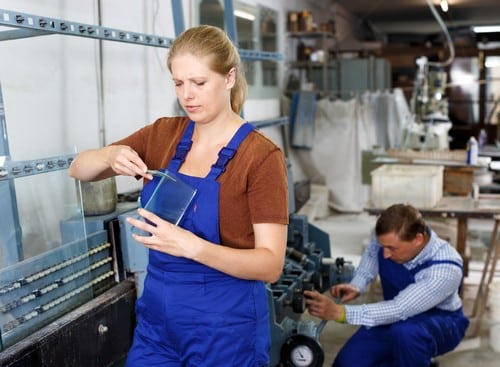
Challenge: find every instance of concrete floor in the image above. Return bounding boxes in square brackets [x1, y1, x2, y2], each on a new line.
[304, 211, 500, 367]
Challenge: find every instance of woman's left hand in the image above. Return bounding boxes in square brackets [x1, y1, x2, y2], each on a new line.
[127, 208, 198, 258]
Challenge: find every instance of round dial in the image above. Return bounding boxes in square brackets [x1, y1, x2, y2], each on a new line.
[291, 345, 314, 367]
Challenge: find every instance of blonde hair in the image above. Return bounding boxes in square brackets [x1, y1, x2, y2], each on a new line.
[167, 25, 247, 115]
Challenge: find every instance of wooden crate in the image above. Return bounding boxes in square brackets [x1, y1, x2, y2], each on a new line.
[443, 166, 474, 196]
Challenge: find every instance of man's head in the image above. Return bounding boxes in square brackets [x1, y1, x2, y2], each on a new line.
[375, 204, 429, 263]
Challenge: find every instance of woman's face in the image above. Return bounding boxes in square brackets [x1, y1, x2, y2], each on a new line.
[170, 52, 234, 124]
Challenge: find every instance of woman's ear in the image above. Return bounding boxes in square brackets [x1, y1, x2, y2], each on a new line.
[226, 67, 236, 89]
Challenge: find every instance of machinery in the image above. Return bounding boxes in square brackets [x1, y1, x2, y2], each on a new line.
[269, 213, 354, 367]
[402, 1, 456, 151]
[403, 56, 452, 150]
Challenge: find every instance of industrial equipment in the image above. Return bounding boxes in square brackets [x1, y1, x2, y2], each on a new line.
[269, 213, 355, 367]
[402, 0, 456, 151]
[403, 56, 453, 150]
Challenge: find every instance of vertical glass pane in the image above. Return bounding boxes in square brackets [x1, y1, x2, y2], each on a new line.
[0, 168, 97, 349]
[260, 6, 278, 87]
[235, 4, 256, 86]
[199, 0, 225, 29]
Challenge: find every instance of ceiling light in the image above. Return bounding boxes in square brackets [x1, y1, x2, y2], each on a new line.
[473, 25, 500, 33]
[440, 0, 448, 13]
[234, 10, 255, 21]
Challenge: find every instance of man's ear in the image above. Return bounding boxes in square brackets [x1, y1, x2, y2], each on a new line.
[414, 232, 426, 247]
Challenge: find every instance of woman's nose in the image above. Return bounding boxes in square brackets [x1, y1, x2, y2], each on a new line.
[182, 84, 193, 100]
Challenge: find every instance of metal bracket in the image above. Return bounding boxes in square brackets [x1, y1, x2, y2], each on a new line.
[0, 154, 76, 181]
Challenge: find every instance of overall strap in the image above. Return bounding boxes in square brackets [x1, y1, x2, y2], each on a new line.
[170, 121, 195, 171]
[410, 260, 463, 276]
[207, 122, 256, 180]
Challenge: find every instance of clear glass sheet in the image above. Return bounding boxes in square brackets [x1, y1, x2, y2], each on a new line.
[0, 169, 93, 349]
[140, 170, 197, 226]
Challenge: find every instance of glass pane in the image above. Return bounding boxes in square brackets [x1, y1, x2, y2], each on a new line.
[260, 6, 278, 87]
[0, 168, 99, 349]
[199, 0, 225, 29]
[236, 4, 256, 86]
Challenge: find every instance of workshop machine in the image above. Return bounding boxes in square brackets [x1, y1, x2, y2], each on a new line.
[403, 56, 452, 150]
[270, 213, 354, 367]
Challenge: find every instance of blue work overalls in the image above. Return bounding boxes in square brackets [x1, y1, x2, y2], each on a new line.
[333, 247, 469, 367]
[126, 121, 271, 367]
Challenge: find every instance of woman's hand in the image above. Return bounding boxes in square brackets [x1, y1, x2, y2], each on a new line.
[68, 145, 152, 181]
[127, 208, 198, 258]
[104, 145, 151, 179]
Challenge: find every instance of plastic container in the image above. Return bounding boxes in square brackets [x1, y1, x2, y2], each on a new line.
[371, 164, 444, 208]
[466, 136, 478, 165]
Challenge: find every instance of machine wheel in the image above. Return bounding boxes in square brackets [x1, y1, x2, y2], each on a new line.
[280, 334, 324, 367]
[311, 271, 323, 291]
[291, 289, 306, 313]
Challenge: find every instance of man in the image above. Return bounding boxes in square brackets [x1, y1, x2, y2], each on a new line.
[305, 203, 469, 367]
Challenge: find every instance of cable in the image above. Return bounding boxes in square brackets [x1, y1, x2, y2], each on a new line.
[425, 0, 455, 67]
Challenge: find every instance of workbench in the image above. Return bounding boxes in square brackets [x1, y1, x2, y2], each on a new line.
[365, 196, 500, 276]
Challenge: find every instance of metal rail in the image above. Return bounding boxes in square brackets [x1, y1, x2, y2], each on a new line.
[0, 8, 282, 61]
[0, 154, 76, 181]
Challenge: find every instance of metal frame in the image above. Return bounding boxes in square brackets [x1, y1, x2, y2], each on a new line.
[0, 154, 76, 181]
[0, 8, 281, 62]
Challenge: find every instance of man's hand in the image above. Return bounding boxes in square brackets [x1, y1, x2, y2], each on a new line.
[330, 284, 360, 302]
[304, 290, 345, 322]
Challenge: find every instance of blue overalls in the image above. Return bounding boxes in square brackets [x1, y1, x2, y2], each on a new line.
[333, 247, 469, 367]
[126, 121, 271, 367]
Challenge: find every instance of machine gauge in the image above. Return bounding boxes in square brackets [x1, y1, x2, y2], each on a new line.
[280, 334, 324, 367]
[291, 345, 314, 366]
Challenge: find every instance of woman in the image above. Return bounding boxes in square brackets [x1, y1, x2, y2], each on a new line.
[68, 25, 289, 366]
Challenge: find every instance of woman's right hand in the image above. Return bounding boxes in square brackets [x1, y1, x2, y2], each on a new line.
[105, 145, 150, 178]
[69, 145, 152, 181]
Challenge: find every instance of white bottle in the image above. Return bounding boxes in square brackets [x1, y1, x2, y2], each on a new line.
[467, 136, 478, 165]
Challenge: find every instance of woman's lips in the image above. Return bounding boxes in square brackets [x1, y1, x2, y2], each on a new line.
[184, 105, 200, 113]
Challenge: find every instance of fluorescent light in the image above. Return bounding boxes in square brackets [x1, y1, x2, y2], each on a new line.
[485, 57, 500, 68]
[440, 0, 448, 13]
[473, 25, 500, 33]
[234, 10, 255, 21]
